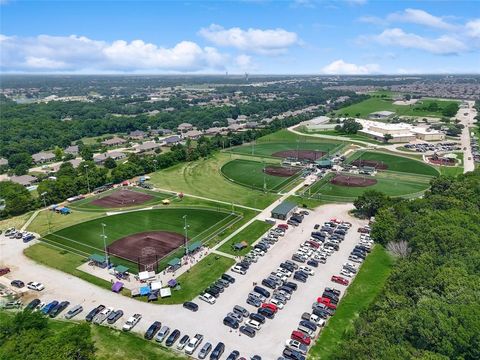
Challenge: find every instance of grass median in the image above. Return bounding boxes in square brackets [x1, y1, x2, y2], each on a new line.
[216, 220, 272, 256]
[308, 245, 394, 360]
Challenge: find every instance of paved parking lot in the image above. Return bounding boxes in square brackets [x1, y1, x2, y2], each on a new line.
[1, 203, 366, 359]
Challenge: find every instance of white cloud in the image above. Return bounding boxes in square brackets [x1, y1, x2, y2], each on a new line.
[235, 54, 253, 69]
[466, 19, 480, 38]
[0, 34, 229, 72]
[387, 8, 455, 30]
[321, 59, 379, 75]
[371, 28, 467, 55]
[346, 0, 367, 5]
[358, 15, 387, 26]
[198, 24, 299, 55]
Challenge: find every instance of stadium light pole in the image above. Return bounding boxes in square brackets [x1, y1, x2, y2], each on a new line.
[153, 159, 157, 172]
[101, 223, 109, 265]
[41, 191, 51, 234]
[183, 215, 189, 257]
[84, 164, 91, 194]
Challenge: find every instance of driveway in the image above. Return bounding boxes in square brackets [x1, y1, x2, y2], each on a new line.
[0, 203, 365, 359]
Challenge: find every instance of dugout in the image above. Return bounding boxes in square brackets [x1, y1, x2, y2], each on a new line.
[315, 159, 332, 169]
[271, 201, 298, 220]
[89, 253, 108, 268]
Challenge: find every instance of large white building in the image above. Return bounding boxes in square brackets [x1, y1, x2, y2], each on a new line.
[357, 119, 445, 143]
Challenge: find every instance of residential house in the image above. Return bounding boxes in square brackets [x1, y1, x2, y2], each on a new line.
[245, 121, 259, 129]
[204, 127, 223, 135]
[10, 174, 37, 187]
[135, 141, 162, 153]
[101, 137, 127, 147]
[184, 130, 203, 139]
[162, 135, 182, 146]
[64, 145, 79, 156]
[129, 130, 147, 140]
[226, 123, 244, 132]
[32, 151, 55, 164]
[151, 128, 173, 136]
[94, 151, 126, 165]
[177, 123, 194, 132]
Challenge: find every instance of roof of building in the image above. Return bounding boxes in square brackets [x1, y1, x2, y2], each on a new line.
[0, 158, 7, 166]
[32, 151, 55, 162]
[271, 201, 297, 216]
[10, 174, 37, 186]
[369, 111, 395, 117]
[64, 145, 79, 154]
[184, 130, 203, 138]
[163, 135, 181, 144]
[316, 159, 332, 166]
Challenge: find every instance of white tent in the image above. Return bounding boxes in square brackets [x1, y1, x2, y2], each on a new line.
[150, 281, 162, 291]
[160, 288, 172, 298]
[138, 271, 155, 281]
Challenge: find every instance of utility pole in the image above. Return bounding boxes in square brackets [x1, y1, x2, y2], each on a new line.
[41, 192, 51, 234]
[183, 215, 189, 257]
[263, 160, 267, 193]
[153, 159, 157, 172]
[101, 223, 109, 265]
[84, 164, 90, 194]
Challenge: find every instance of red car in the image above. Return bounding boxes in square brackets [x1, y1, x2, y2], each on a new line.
[331, 275, 349, 286]
[261, 303, 278, 313]
[291, 330, 311, 345]
[307, 240, 320, 249]
[317, 297, 337, 310]
[278, 224, 289, 230]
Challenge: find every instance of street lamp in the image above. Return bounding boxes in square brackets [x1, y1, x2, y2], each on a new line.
[41, 191, 52, 234]
[153, 159, 158, 172]
[183, 215, 189, 257]
[84, 164, 90, 194]
[101, 223, 109, 265]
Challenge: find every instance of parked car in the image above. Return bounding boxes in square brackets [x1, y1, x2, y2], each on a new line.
[42, 301, 59, 315]
[25, 298, 41, 311]
[185, 333, 204, 355]
[93, 307, 113, 324]
[247, 296, 261, 307]
[199, 293, 216, 304]
[245, 319, 262, 330]
[144, 321, 162, 340]
[227, 311, 243, 323]
[65, 304, 83, 319]
[107, 309, 123, 324]
[122, 313, 141, 331]
[27, 282, 45, 291]
[198, 342, 212, 359]
[165, 329, 181, 347]
[177, 334, 190, 350]
[291, 330, 311, 345]
[331, 275, 349, 286]
[10, 280, 25, 288]
[283, 348, 306, 360]
[223, 316, 239, 329]
[183, 301, 199, 312]
[210, 342, 225, 360]
[155, 325, 170, 342]
[50, 301, 70, 318]
[85, 305, 105, 322]
[257, 307, 275, 319]
[253, 286, 270, 298]
[226, 350, 241, 360]
[233, 305, 249, 317]
[231, 266, 246, 275]
[249, 312, 266, 324]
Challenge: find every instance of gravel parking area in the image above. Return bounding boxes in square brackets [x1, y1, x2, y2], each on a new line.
[0, 203, 366, 359]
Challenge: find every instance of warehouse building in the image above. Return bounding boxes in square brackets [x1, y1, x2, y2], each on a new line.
[271, 201, 297, 220]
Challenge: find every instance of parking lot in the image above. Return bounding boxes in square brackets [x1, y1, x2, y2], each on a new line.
[1, 203, 367, 359]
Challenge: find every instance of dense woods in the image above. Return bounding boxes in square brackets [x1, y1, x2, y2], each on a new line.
[340, 171, 480, 359]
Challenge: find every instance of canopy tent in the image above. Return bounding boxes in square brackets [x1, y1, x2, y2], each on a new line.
[167, 279, 177, 288]
[138, 271, 155, 281]
[147, 292, 158, 302]
[167, 258, 181, 267]
[186, 241, 202, 254]
[139, 286, 151, 296]
[59, 207, 71, 214]
[89, 253, 107, 266]
[150, 281, 162, 291]
[114, 265, 129, 274]
[160, 288, 172, 298]
[111, 281, 124, 293]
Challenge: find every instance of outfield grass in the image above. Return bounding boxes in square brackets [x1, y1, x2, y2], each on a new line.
[228, 142, 341, 158]
[298, 129, 385, 145]
[28, 209, 106, 235]
[309, 246, 394, 360]
[40, 208, 235, 272]
[217, 220, 272, 256]
[149, 152, 279, 209]
[334, 97, 459, 118]
[348, 150, 439, 176]
[221, 159, 301, 192]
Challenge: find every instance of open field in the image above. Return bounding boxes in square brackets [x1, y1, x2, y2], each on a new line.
[221, 159, 301, 192]
[334, 97, 459, 118]
[39, 208, 237, 273]
[228, 142, 340, 159]
[217, 220, 272, 256]
[309, 246, 394, 359]
[0, 212, 32, 231]
[149, 152, 279, 209]
[347, 150, 439, 176]
[297, 128, 385, 145]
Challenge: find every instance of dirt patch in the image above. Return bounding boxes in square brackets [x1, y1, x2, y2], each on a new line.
[272, 150, 326, 161]
[107, 231, 185, 271]
[330, 175, 377, 187]
[90, 189, 154, 208]
[351, 159, 388, 170]
[427, 157, 457, 166]
[264, 166, 299, 177]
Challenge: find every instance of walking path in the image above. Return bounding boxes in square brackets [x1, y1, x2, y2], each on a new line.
[21, 210, 40, 231]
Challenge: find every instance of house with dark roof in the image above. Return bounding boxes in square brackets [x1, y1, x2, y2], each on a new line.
[162, 135, 181, 146]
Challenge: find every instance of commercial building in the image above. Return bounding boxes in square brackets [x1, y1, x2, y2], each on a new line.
[357, 119, 445, 143]
[271, 201, 298, 220]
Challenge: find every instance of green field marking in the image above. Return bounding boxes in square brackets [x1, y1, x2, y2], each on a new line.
[308, 246, 394, 360]
[149, 152, 279, 209]
[216, 220, 273, 256]
[333, 97, 459, 119]
[39, 208, 236, 273]
[346, 150, 439, 176]
[221, 159, 302, 192]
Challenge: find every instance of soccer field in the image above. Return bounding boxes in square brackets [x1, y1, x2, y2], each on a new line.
[348, 151, 439, 176]
[40, 208, 239, 272]
[221, 159, 301, 192]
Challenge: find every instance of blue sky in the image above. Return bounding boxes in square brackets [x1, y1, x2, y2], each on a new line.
[1, 0, 479, 74]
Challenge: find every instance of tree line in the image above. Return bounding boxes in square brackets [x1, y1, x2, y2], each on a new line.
[337, 171, 480, 359]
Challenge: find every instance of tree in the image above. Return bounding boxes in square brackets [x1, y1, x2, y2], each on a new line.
[353, 190, 391, 218]
[0, 181, 33, 218]
[103, 157, 117, 169]
[337, 119, 363, 134]
[80, 146, 93, 161]
[8, 152, 32, 170]
[383, 134, 393, 143]
[54, 146, 63, 161]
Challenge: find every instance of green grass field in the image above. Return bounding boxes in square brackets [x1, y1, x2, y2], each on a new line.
[309, 246, 394, 360]
[228, 141, 341, 158]
[306, 172, 430, 201]
[217, 220, 272, 256]
[348, 150, 439, 176]
[149, 152, 279, 209]
[297, 128, 385, 145]
[40, 208, 237, 273]
[334, 97, 459, 119]
[221, 159, 301, 192]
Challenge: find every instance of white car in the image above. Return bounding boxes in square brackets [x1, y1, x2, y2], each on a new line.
[270, 298, 285, 309]
[340, 269, 354, 278]
[199, 293, 216, 304]
[275, 289, 291, 300]
[274, 272, 288, 281]
[285, 339, 308, 355]
[122, 313, 142, 331]
[253, 248, 265, 256]
[93, 307, 113, 324]
[185, 334, 203, 355]
[231, 266, 246, 275]
[348, 255, 363, 263]
[299, 266, 315, 276]
[27, 282, 45, 291]
[245, 319, 262, 330]
[277, 268, 292, 277]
